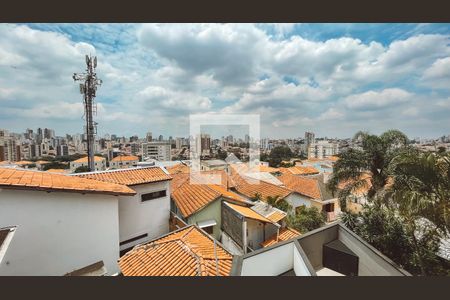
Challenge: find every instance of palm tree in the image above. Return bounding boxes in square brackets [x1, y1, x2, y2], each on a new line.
[387, 150, 449, 234]
[327, 129, 409, 211]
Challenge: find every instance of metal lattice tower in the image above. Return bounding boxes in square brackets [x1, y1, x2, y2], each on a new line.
[73, 55, 102, 172]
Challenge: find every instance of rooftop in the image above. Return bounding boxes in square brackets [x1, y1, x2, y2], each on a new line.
[230, 172, 291, 201]
[110, 155, 139, 162]
[119, 225, 233, 276]
[233, 223, 410, 276]
[224, 202, 273, 223]
[279, 166, 320, 176]
[73, 166, 172, 186]
[72, 156, 105, 163]
[277, 173, 334, 201]
[261, 227, 301, 248]
[250, 200, 287, 223]
[0, 167, 135, 196]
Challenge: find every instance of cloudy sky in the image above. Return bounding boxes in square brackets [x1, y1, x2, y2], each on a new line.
[0, 23, 449, 139]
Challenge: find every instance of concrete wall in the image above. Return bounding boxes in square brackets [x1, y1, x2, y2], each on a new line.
[298, 226, 338, 270]
[293, 245, 312, 276]
[338, 227, 406, 276]
[118, 181, 170, 251]
[188, 199, 222, 240]
[285, 193, 313, 210]
[246, 219, 265, 250]
[241, 242, 294, 276]
[0, 189, 120, 275]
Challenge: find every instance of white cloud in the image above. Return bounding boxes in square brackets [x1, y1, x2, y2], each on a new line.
[344, 88, 414, 110]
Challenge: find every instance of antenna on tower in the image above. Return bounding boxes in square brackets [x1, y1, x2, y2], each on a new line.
[73, 55, 102, 172]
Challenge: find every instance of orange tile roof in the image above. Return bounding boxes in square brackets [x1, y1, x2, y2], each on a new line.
[224, 202, 273, 223]
[74, 167, 172, 186]
[14, 160, 33, 165]
[172, 182, 222, 218]
[72, 156, 105, 163]
[119, 225, 233, 276]
[46, 168, 67, 173]
[0, 168, 135, 196]
[278, 173, 321, 199]
[279, 166, 320, 175]
[337, 173, 372, 196]
[261, 227, 301, 248]
[249, 165, 280, 173]
[110, 155, 139, 162]
[35, 160, 51, 164]
[230, 173, 291, 201]
[166, 164, 190, 175]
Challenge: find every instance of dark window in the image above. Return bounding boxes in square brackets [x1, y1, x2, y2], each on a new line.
[141, 190, 167, 202]
[202, 226, 214, 234]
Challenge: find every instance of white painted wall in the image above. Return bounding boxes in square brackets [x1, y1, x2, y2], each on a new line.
[293, 246, 312, 276]
[0, 189, 120, 276]
[246, 219, 265, 250]
[285, 193, 313, 209]
[338, 227, 406, 276]
[118, 181, 170, 250]
[241, 242, 294, 276]
[220, 232, 244, 255]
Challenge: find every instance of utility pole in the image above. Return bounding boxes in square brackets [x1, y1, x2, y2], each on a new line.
[73, 55, 102, 172]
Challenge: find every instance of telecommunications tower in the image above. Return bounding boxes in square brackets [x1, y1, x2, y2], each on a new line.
[73, 55, 102, 172]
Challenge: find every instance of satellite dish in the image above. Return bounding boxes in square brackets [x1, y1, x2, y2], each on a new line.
[94, 57, 97, 68]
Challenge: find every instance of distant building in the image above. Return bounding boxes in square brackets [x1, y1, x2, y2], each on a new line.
[200, 159, 228, 171]
[56, 145, 69, 157]
[109, 155, 139, 169]
[142, 142, 171, 161]
[70, 156, 106, 172]
[308, 140, 339, 159]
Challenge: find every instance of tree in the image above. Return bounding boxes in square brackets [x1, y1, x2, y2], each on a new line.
[287, 206, 326, 233]
[386, 151, 450, 275]
[73, 166, 90, 173]
[327, 129, 409, 211]
[268, 146, 293, 167]
[42, 162, 68, 171]
[266, 195, 292, 212]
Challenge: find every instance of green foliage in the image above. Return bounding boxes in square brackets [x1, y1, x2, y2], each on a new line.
[42, 162, 68, 171]
[287, 206, 326, 233]
[268, 146, 293, 167]
[73, 166, 91, 173]
[266, 195, 292, 212]
[217, 149, 228, 160]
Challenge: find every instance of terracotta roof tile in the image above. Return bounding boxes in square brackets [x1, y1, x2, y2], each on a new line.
[171, 172, 246, 218]
[278, 173, 321, 199]
[72, 156, 105, 163]
[46, 169, 67, 173]
[74, 167, 172, 186]
[279, 166, 320, 175]
[0, 168, 135, 196]
[110, 155, 139, 162]
[266, 210, 286, 223]
[119, 226, 233, 276]
[166, 164, 190, 175]
[224, 202, 273, 223]
[230, 173, 291, 201]
[261, 227, 301, 248]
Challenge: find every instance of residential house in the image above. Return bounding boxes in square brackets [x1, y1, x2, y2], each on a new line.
[0, 168, 135, 275]
[200, 159, 228, 171]
[232, 222, 411, 276]
[170, 171, 248, 240]
[74, 167, 172, 255]
[109, 155, 139, 169]
[277, 173, 340, 222]
[70, 156, 106, 173]
[119, 225, 233, 276]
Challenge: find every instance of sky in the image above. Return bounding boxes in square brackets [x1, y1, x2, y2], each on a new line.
[0, 23, 449, 139]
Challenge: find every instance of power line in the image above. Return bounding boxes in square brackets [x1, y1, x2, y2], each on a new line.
[73, 55, 102, 172]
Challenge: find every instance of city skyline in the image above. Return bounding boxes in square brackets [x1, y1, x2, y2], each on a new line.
[1, 24, 450, 139]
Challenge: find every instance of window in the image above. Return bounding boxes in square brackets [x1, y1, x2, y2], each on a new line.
[141, 190, 167, 202]
[202, 226, 214, 234]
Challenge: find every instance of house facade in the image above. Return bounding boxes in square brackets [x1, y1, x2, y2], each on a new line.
[70, 156, 106, 173]
[0, 168, 135, 275]
[74, 167, 172, 255]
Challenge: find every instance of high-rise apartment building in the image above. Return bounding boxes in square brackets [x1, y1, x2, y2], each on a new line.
[146, 132, 152, 142]
[308, 140, 339, 159]
[141, 141, 171, 161]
